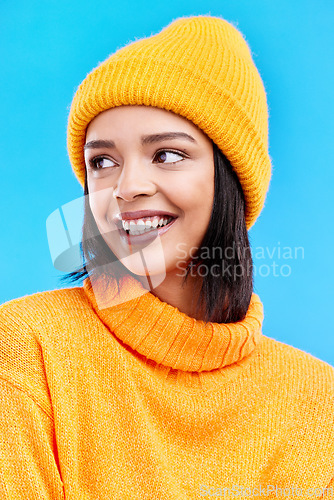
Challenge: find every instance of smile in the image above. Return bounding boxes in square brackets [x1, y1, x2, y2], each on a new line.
[122, 216, 174, 235]
[118, 216, 177, 245]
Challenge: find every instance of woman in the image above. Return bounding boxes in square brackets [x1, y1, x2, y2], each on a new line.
[1, 15, 333, 499]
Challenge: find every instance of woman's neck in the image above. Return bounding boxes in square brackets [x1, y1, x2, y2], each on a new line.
[137, 269, 205, 320]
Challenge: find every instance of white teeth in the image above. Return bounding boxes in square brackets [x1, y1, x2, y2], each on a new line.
[121, 216, 174, 235]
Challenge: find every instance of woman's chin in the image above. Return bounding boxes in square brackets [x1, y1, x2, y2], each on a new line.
[118, 253, 167, 281]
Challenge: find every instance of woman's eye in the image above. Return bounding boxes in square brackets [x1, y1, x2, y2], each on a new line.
[154, 150, 184, 164]
[89, 157, 116, 169]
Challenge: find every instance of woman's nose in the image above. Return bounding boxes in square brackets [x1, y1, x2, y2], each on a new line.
[112, 161, 157, 202]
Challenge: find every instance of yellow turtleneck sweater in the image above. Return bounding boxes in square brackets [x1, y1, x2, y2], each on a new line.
[0, 274, 333, 499]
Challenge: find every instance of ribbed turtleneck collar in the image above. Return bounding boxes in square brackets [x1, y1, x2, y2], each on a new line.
[83, 273, 264, 372]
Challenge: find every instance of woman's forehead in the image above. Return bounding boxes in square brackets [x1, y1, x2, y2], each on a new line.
[85, 105, 209, 143]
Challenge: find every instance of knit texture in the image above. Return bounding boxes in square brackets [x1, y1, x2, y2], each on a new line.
[67, 15, 272, 228]
[1, 277, 334, 499]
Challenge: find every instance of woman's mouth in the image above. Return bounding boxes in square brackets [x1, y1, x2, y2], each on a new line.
[117, 215, 177, 246]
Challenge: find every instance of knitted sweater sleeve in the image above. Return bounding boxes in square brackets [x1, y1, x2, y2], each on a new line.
[0, 378, 65, 499]
[0, 299, 65, 499]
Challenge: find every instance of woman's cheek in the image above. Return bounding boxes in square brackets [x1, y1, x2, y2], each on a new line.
[89, 189, 110, 221]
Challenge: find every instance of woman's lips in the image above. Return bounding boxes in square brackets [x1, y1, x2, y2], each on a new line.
[118, 217, 178, 246]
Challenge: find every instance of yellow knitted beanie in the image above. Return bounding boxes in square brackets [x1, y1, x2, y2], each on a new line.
[67, 15, 271, 228]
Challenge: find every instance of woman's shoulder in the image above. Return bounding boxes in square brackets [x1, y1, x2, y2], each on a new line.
[256, 336, 334, 473]
[0, 285, 92, 363]
[259, 334, 334, 394]
[0, 285, 87, 320]
[0, 286, 89, 407]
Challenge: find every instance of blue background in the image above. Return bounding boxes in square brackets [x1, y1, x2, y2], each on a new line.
[1, 1, 333, 365]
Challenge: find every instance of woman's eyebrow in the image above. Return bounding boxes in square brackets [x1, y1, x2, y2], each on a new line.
[84, 139, 115, 150]
[84, 132, 197, 150]
[141, 132, 197, 144]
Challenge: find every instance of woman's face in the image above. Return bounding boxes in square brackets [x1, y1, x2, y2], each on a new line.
[84, 105, 214, 282]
